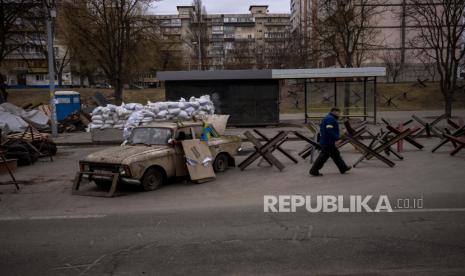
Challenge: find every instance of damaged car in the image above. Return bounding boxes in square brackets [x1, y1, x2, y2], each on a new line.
[76, 121, 241, 193]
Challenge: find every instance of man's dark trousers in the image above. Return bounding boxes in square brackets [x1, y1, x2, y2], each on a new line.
[311, 144, 348, 173]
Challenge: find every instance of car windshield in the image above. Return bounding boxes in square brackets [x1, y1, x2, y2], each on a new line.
[127, 127, 172, 145]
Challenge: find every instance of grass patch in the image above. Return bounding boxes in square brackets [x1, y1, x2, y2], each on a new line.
[6, 82, 465, 113]
[280, 81, 465, 113]
[7, 88, 165, 108]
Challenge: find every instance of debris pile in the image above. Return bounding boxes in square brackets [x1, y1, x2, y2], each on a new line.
[0, 103, 49, 134]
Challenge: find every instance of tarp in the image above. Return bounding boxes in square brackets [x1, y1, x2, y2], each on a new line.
[0, 122, 11, 140]
[0, 103, 49, 130]
[0, 112, 29, 133]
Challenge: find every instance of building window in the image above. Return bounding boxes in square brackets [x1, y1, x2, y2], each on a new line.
[212, 26, 224, 34]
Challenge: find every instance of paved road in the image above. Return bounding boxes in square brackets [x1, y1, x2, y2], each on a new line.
[1, 207, 465, 275]
[1, 137, 465, 275]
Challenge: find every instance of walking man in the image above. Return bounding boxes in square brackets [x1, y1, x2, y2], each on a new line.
[310, 107, 351, 176]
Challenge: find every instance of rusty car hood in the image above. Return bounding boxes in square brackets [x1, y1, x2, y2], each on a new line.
[82, 145, 171, 164]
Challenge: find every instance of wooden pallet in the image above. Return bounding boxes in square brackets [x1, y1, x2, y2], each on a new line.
[6, 125, 49, 143]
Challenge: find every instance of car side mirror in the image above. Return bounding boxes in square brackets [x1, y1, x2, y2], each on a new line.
[168, 138, 176, 146]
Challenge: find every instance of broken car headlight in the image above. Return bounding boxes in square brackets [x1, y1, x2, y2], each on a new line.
[119, 166, 131, 176]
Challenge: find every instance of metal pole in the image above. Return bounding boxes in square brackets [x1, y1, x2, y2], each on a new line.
[363, 77, 367, 121]
[374, 77, 377, 124]
[304, 79, 308, 124]
[334, 78, 337, 106]
[46, 3, 57, 137]
[197, 33, 201, 70]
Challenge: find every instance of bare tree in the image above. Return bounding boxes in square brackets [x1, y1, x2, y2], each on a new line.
[415, 52, 437, 82]
[155, 41, 184, 71]
[264, 36, 293, 69]
[407, 0, 465, 117]
[189, 0, 209, 70]
[0, 0, 41, 66]
[287, 30, 308, 69]
[316, 0, 385, 114]
[61, 0, 158, 104]
[224, 41, 254, 69]
[381, 50, 402, 83]
[19, 1, 73, 87]
[0, 1, 42, 102]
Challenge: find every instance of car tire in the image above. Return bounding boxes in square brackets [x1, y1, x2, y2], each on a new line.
[213, 153, 229, 173]
[8, 151, 32, 166]
[141, 167, 165, 191]
[6, 145, 33, 166]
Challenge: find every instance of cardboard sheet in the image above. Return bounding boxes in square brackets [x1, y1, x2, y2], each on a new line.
[181, 139, 215, 181]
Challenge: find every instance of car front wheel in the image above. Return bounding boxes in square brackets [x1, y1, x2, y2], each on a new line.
[213, 153, 229, 173]
[141, 167, 165, 191]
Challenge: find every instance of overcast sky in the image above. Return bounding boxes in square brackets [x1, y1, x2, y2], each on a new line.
[150, 0, 291, 14]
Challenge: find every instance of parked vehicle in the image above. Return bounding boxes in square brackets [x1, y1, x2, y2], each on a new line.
[78, 121, 241, 191]
[94, 83, 112, 89]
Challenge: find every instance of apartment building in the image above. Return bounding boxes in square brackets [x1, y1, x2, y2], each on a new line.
[290, 0, 442, 80]
[290, 0, 319, 67]
[0, 1, 75, 88]
[154, 5, 291, 70]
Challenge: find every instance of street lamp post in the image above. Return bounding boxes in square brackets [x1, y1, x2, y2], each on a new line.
[197, 33, 202, 70]
[45, 1, 58, 137]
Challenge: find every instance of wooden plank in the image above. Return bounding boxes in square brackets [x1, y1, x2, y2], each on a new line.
[72, 172, 120, 197]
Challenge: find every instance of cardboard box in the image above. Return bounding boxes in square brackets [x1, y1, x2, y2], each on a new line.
[181, 139, 215, 182]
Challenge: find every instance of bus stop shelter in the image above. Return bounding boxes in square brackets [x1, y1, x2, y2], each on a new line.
[273, 67, 386, 124]
[158, 67, 385, 125]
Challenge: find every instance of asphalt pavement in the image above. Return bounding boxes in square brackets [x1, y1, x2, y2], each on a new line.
[1, 136, 465, 275]
[1, 207, 465, 275]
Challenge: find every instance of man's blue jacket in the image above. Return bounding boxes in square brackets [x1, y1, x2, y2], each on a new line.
[319, 112, 340, 145]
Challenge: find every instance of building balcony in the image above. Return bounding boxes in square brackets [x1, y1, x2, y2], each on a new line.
[5, 52, 45, 60]
[224, 21, 255, 27]
[264, 32, 289, 41]
[264, 22, 290, 26]
[235, 37, 255, 42]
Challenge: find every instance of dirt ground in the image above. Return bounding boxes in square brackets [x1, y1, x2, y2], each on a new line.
[6, 82, 465, 113]
[280, 81, 465, 113]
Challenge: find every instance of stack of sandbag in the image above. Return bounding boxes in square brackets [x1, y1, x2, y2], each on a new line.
[145, 95, 215, 121]
[89, 104, 133, 130]
[122, 95, 215, 139]
[89, 95, 215, 135]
